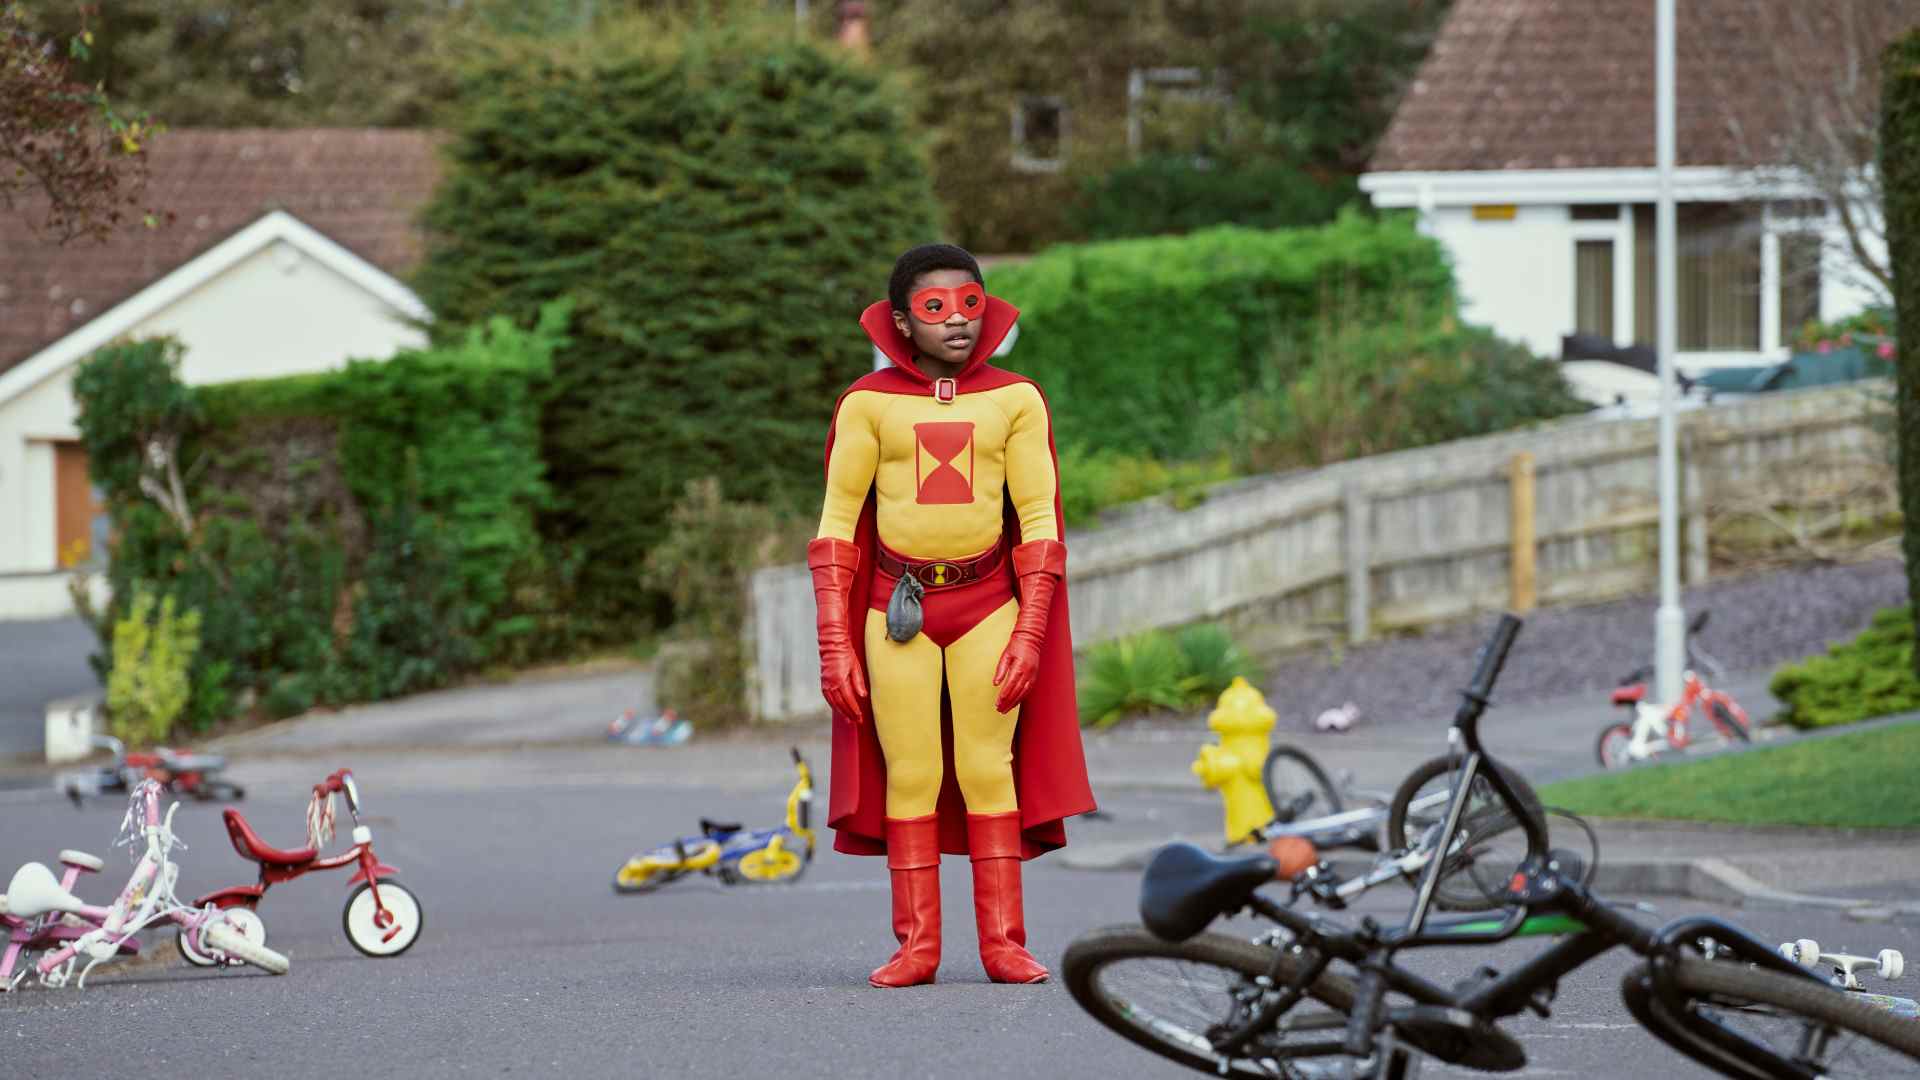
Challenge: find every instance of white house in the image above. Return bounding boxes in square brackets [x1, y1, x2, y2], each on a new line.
[0, 130, 443, 619]
[1359, 0, 1889, 403]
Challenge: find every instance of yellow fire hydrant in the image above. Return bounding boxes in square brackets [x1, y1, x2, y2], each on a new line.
[1192, 677, 1277, 845]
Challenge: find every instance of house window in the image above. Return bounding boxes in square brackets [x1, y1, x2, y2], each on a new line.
[1677, 204, 1762, 352]
[1127, 68, 1230, 161]
[1631, 203, 1826, 353]
[1574, 240, 1615, 337]
[1011, 96, 1067, 174]
[1778, 233, 1823, 345]
[1634, 203, 1762, 351]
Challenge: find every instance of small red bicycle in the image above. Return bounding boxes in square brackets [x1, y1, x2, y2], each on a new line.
[1598, 610, 1752, 769]
[190, 769, 423, 959]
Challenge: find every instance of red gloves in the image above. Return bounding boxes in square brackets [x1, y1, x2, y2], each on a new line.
[994, 539, 1066, 713]
[808, 537, 869, 721]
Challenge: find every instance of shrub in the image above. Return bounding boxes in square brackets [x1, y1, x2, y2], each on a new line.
[642, 478, 809, 728]
[989, 211, 1454, 459]
[1055, 445, 1233, 526]
[75, 311, 566, 731]
[1173, 623, 1262, 701]
[69, 338, 200, 507]
[413, 9, 937, 635]
[1770, 607, 1920, 729]
[104, 588, 201, 746]
[1222, 305, 1589, 472]
[1789, 305, 1896, 354]
[1079, 623, 1263, 727]
[1079, 631, 1194, 728]
[1069, 155, 1357, 242]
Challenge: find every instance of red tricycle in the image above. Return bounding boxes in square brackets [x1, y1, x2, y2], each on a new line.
[58, 734, 244, 805]
[189, 769, 423, 960]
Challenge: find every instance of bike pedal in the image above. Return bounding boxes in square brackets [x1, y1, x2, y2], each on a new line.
[1527, 983, 1557, 1019]
[1448, 965, 1502, 995]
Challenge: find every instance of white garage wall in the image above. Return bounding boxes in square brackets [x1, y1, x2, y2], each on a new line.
[134, 240, 425, 386]
[0, 213, 429, 612]
[1424, 203, 1576, 359]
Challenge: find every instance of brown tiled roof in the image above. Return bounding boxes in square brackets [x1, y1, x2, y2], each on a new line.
[0, 129, 444, 373]
[1370, 0, 1894, 173]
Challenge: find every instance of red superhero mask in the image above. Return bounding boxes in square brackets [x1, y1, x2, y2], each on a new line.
[907, 282, 987, 324]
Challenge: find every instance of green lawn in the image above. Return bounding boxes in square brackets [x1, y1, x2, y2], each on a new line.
[1539, 721, 1920, 829]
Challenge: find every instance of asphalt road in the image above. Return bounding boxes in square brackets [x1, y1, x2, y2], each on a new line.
[4, 767, 1915, 1079]
[0, 616, 97, 759]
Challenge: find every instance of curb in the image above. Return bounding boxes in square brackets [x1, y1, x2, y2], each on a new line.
[1061, 837, 1920, 924]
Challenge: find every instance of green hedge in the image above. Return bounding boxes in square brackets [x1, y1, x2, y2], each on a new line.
[75, 309, 568, 734]
[989, 211, 1455, 458]
[1225, 316, 1589, 471]
[1069, 156, 1357, 242]
[413, 11, 937, 634]
[1882, 28, 1920, 678]
[1770, 607, 1920, 730]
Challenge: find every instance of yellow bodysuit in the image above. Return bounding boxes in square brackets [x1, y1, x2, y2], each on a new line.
[815, 381, 1058, 818]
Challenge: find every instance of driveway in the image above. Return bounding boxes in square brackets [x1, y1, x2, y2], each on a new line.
[0, 615, 99, 760]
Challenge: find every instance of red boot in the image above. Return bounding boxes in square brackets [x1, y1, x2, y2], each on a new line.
[870, 814, 940, 988]
[968, 812, 1049, 984]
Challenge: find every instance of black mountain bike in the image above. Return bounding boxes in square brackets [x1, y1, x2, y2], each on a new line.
[1064, 615, 1920, 1079]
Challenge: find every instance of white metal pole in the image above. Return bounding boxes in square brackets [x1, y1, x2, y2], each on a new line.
[1654, 0, 1687, 702]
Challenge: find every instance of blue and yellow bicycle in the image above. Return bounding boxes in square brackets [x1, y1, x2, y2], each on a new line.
[612, 749, 815, 894]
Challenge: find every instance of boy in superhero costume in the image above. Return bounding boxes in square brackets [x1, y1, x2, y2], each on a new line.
[808, 244, 1095, 988]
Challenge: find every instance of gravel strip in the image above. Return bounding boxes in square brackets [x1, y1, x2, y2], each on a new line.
[1257, 558, 1907, 732]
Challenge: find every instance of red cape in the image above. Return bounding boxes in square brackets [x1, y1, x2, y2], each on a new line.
[823, 296, 1096, 860]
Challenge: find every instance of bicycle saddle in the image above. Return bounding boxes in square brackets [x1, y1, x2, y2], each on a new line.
[222, 808, 318, 866]
[700, 818, 743, 837]
[1138, 843, 1277, 944]
[1611, 684, 1647, 705]
[4, 862, 86, 920]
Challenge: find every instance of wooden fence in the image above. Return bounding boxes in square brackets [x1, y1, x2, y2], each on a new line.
[745, 382, 1895, 722]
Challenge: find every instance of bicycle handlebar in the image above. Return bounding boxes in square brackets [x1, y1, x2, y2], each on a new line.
[1404, 614, 1552, 944]
[1458, 613, 1521, 715]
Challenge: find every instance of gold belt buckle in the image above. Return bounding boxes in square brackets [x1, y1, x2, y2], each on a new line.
[917, 561, 960, 587]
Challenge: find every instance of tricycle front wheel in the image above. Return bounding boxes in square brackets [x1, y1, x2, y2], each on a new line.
[343, 880, 423, 957]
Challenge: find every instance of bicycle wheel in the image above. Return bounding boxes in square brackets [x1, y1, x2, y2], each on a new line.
[1621, 955, 1920, 1078]
[203, 919, 289, 975]
[1709, 700, 1751, 744]
[1064, 925, 1362, 1078]
[1596, 723, 1635, 769]
[1261, 746, 1343, 825]
[178, 906, 265, 968]
[1438, 807, 1601, 910]
[737, 840, 807, 884]
[344, 880, 423, 957]
[1384, 755, 1546, 911]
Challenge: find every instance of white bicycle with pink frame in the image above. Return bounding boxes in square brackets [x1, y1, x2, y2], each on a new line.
[3, 779, 288, 989]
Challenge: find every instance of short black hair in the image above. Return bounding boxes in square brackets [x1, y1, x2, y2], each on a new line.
[888, 244, 983, 313]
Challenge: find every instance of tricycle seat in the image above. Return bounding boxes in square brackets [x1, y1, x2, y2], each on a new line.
[1139, 843, 1277, 944]
[223, 808, 317, 866]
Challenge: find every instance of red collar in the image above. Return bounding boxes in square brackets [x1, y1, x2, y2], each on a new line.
[858, 295, 1020, 388]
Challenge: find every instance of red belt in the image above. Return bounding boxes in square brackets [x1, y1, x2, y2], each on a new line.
[875, 539, 1007, 590]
